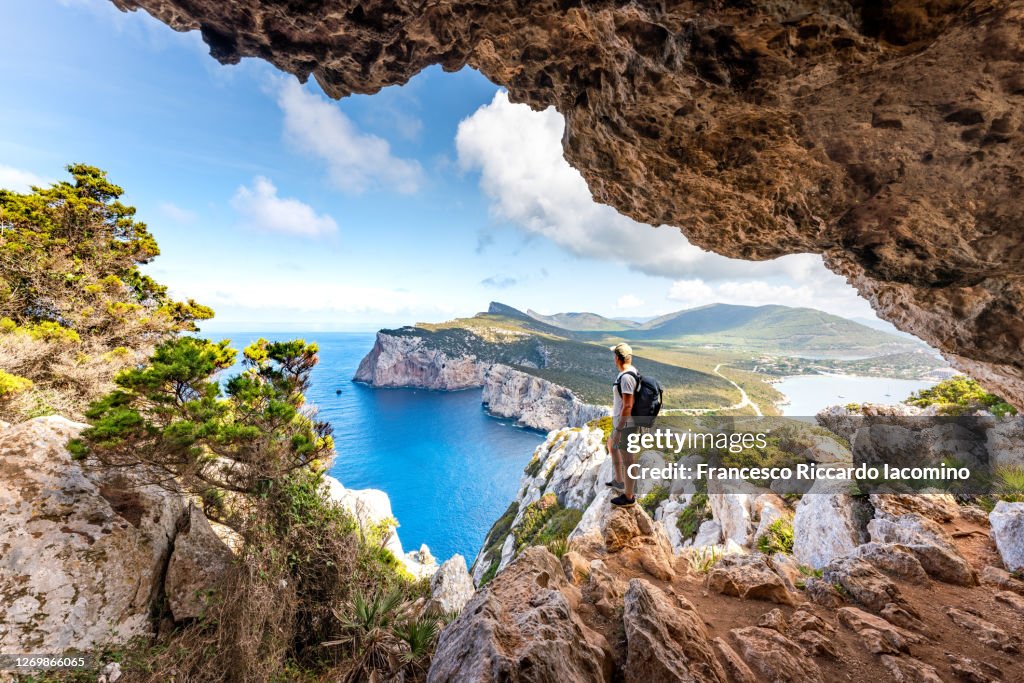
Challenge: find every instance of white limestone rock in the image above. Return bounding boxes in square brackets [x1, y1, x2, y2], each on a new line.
[990, 501, 1024, 573]
[708, 479, 758, 547]
[483, 364, 609, 431]
[323, 475, 437, 578]
[353, 331, 485, 390]
[792, 482, 863, 569]
[428, 554, 475, 615]
[0, 416, 188, 651]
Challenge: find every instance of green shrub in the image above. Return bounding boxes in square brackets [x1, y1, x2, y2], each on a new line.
[0, 369, 32, 397]
[546, 538, 570, 559]
[639, 485, 669, 517]
[906, 376, 1016, 417]
[523, 455, 542, 477]
[514, 494, 559, 551]
[757, 518, 795, 555]
[676, 492, 712, 540]
[994, 465, 1024, 503]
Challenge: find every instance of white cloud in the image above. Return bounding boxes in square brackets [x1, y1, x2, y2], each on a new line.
[276, 79, 423, 194]
[456, 91, 825, 282]
[159, 202, 198, 224]
[231, 177, 338, 238]
[0, 165, 48, 192]
[616, 294, 645, 309]
[667, 278, 874, 318]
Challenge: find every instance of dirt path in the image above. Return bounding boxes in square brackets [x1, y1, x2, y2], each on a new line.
[713, 363, 763, 416]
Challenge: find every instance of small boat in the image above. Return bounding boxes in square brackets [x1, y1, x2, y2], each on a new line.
[335, 389, 343, 395]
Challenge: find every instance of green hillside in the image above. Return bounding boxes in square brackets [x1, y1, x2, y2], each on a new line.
[526, 308, 638, 332]
[609, 304, 920, 355]
[382, 301, 929, 413]
[388, 304, 736, 407]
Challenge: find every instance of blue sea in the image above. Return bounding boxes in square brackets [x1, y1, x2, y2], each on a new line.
[775, 374, 936, 415]
[219, 332, 544, 562]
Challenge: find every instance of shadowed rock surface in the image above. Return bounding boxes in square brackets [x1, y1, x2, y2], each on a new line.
[108, 0, 1024, 406]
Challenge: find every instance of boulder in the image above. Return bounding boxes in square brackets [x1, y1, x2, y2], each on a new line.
[985, 416, 1024, 469]
[837, 607, 923, 653]
[601, 506, 676, 581]
[623, 579, 727, 683]
[751, 494, 789, 547]
[821, 556, 907, 614]
[757, 608, 787, 632]
[854, 543, 930, 585]
[712, 637, 756, 683]
[768, 553, 803, 592]
[979, 565, 1024, 594]
[945, 654, 1002, 683]
[164, 504, 233, 622]
[427, 547, 612, 683]
[880, 655, 944, 683]
[989, 501, 1024, 572]
[946, 607, 1020, 653]
[994, 590, 1024, 615]
[707, 480, 756, 547]
[427, 555, 475, 615]
[870, 493, 959, 523]
[705, 555, 797, 606]
[0, 417, 189, 651]
[728, 626, 823, 683]
[868, 513, 977, 585]
[692, 519, 723, 549]
[792, 489, 862, 569]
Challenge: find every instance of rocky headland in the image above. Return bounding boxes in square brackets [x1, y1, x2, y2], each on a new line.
[354, 330, 609, 431]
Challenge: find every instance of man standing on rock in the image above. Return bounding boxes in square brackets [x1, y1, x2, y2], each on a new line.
[607, 342, 638, 507]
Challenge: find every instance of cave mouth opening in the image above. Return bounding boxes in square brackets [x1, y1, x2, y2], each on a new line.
[105, 0, 1024, 408]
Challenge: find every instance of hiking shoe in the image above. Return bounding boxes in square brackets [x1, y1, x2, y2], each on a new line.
[605, 479, 625, 491]
[610, 494, 636, 508]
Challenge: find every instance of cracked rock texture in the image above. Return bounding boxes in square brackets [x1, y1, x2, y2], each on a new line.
[0, 417, 227, 650]
[109, 0, 1024, 407]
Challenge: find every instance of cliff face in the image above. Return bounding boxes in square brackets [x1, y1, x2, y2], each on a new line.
[108, 0, 1024, 408]
[356, 332, 609, 430]
[482, 364, 609, 432]
[353, 332, 485, 391]
[0, 417, 230, 651]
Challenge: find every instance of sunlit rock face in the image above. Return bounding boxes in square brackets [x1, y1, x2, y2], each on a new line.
[111, 0, 1024, 406]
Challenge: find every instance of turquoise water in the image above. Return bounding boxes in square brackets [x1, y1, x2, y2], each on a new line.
[775, 374, 936, 416]
[221, 332, 544, 561]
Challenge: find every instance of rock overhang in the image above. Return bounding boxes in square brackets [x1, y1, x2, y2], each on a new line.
[108, 0, 1024, 406]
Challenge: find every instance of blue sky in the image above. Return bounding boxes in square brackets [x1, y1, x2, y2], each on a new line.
[0, 0, 881, 331]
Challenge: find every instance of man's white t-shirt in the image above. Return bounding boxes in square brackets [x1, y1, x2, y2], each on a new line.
[613, 365, 638, 429]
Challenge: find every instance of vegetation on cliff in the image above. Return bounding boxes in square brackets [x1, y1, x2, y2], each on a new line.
[26, 167, 439, 682]
[907, 376, 1017, 417]
[0, 165, 212, 422]
[71, 336, 436, 681]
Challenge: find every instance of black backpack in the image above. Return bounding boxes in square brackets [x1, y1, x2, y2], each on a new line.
[615, 369, 663, 425]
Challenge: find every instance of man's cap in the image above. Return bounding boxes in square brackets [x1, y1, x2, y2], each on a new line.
[609, 342, 633, 357]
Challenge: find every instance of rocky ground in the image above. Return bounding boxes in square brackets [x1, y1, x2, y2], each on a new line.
[434, 501, 1024, 683]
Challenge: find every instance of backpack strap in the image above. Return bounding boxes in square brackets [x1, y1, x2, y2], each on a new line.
[615, 369, 641, 393]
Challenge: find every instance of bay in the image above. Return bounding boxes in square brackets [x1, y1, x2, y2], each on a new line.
[218, 331, 544, 562]
[775, 374, 936, 416]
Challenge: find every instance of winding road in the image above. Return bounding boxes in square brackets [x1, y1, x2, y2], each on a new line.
[712, 363, 763, 416]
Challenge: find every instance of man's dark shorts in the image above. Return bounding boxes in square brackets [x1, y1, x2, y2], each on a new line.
[615, 425, 639, 450]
